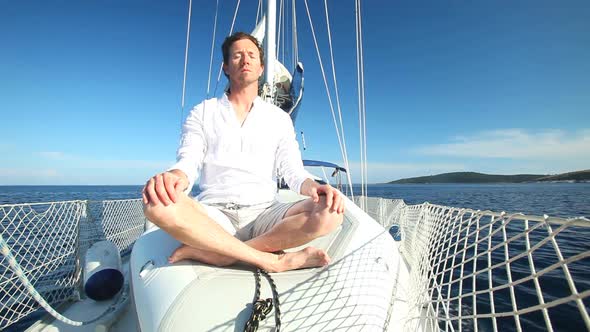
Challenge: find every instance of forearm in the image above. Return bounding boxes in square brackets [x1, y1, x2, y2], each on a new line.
[169, 102, 207, 193]
[168, 155, 200, 191]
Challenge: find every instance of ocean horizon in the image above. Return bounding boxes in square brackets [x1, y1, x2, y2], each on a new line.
[1, 182, 589, 218]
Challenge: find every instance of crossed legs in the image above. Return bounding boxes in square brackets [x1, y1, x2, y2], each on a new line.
[143, 194, 343, 272]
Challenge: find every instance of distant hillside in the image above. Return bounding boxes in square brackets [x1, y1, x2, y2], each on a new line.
[388, 170, 590, 184]
[389, 172, 544, 184]
[535, 169, 590, 182]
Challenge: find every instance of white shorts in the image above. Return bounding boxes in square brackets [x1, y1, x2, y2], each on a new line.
[201, 200, 299, 241]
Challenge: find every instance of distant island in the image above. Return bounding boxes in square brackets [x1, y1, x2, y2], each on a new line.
[388, 170, 590, 184]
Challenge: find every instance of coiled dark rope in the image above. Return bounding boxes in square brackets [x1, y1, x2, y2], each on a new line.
[244, 269, 281, 332]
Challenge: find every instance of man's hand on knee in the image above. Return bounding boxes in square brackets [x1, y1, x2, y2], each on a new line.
[301, 179, 345, 214]
[142, 170, 189, 206]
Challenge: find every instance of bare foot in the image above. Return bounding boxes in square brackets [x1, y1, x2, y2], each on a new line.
[268, 247, 330, 272]
[169, 244, 237, 266]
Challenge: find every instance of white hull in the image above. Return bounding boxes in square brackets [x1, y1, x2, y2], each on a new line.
[129, 191, 418, 331]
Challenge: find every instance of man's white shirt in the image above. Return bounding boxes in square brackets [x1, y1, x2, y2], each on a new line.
[169, 94, 312, 205]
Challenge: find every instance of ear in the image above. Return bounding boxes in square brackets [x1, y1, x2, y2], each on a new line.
[223, 63, 228, 75]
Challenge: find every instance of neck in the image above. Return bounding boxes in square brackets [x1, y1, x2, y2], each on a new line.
[227, 81, 258, 112]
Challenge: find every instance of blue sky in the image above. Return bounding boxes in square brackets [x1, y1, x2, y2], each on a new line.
[1, 1, 588, 185]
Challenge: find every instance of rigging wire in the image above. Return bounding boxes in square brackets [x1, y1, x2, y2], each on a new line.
[213, 0, 242, 97]
[354, 0, 363, 204]
[303, 0, 354, 197]
[281, 0, 286, 65]
[324, 0, 355, 198]
[277, 0, 283, 61]
[281, 0, 295, 69]
[206, 0, 220, 99]
[353, 0, 368, 207]
[255, 0, 262, 27]
[292, 0, 299, 68]
[180, 0, 193, 128]
[355, 0, 368, 207]
[291, 0, 299, 68]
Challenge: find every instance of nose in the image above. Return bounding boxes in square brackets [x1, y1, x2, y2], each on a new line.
[241, 55, 250, 66]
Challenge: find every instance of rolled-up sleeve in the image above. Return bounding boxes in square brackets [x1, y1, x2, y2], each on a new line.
[168, 102, 207, 193]
[276, 115, 313, 195]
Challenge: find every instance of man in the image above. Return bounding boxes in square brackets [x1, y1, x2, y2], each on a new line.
[142, 32, 344, 273]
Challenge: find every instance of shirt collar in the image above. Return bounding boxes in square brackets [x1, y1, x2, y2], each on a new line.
[222, 92, 262, 111]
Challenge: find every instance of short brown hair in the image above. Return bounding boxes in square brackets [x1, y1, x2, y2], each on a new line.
[221, 32, 265, 67]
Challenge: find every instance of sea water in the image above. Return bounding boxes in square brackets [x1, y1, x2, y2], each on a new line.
[2, 183, 588, 218]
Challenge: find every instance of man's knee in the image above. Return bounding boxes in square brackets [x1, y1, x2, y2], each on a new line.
[143, 203, 172, 227]
[143, 200, 184, 229]
[143, 195, 207, 229]
[322, 211, 344, 233]
[307, 198, 344, 236]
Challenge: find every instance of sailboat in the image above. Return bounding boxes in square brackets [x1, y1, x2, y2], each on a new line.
[1, 1, 589, 331]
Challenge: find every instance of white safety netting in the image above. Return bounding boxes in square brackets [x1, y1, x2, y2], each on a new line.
[356, 196, 590, 331]
[0, 199, 145, 330]
[2, 196, 589, 331]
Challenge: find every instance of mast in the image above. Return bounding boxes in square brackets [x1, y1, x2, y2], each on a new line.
[264, 0, 276, 92]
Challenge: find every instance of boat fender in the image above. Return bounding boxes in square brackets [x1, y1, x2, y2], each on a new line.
[83, 240, 124, 301]
[389, 225, 402, 241]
